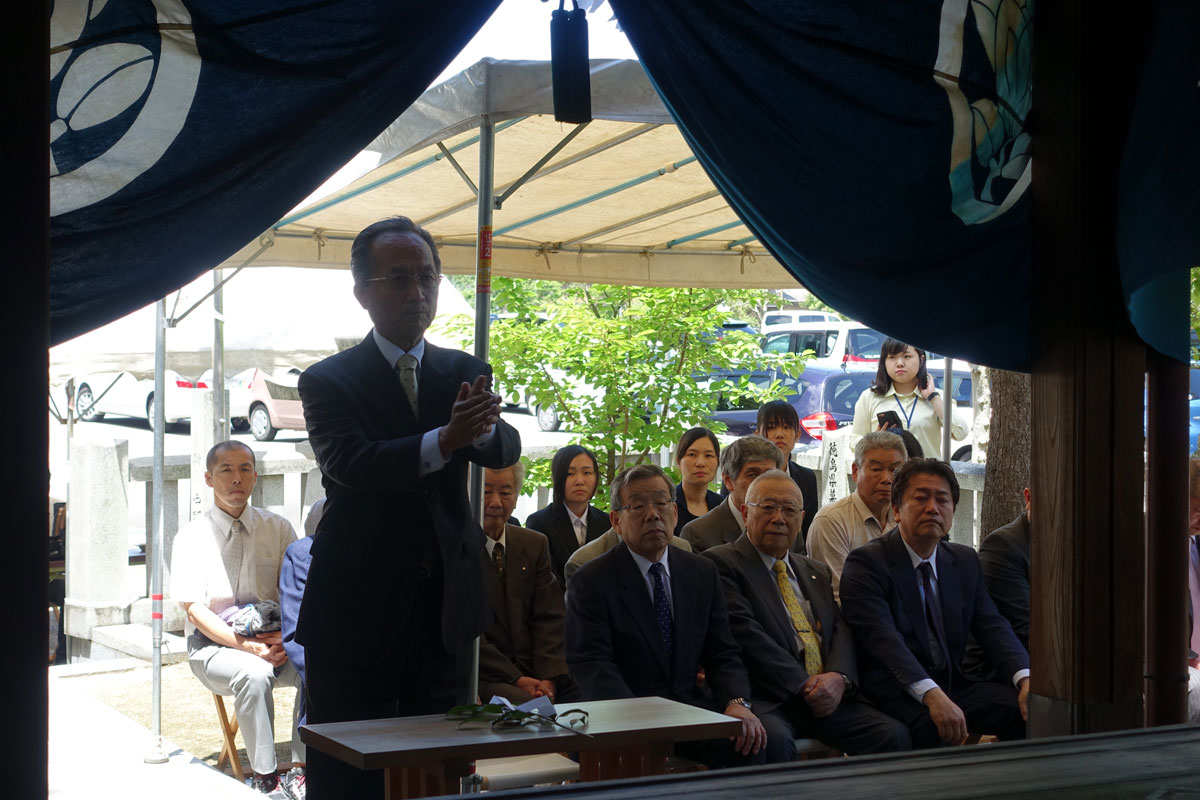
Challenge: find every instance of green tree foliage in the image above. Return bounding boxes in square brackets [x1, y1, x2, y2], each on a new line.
[474, 278, 804, 504]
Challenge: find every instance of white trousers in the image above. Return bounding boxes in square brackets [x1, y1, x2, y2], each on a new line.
[190, 642, 303, 774]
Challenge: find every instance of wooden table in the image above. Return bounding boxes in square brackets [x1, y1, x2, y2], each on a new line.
[300, 696, 742, 798]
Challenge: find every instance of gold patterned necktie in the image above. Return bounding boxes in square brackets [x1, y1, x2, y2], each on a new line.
[492, 541, 505, 586]
[396, 353, 419, 416]
[773, 559, 823, 676]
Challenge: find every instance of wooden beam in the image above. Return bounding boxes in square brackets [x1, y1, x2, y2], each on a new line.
[1028, 0, 1156, 734]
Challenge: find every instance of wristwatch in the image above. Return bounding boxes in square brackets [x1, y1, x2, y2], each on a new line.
[838, 672, 853, 692]
[725, 697, 752, 711]
[926, 391, 940, 401]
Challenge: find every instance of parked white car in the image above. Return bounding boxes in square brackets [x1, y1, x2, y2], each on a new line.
[761, 320, 887, 369]
[760, 310, 842, 333]
[71, 370, 196, 430]
[194, 367, 257, 431]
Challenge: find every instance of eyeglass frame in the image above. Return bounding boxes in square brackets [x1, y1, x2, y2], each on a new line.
[745, 501, 804, 519]
[614, 498, 674, 516]
[358, 269, 442, 293]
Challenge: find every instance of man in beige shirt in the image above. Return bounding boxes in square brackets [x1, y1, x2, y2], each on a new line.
[172, 441, 299, 794]
[807, 431, 906, 601]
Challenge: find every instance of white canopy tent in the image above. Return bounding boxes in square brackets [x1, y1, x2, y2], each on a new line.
[216, 58, 799, 290]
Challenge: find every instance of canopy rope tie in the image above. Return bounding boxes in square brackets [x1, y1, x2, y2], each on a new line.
[535, 242, 559, 270]
[738, 245, 757, 274]
[312, 228, 328, 260]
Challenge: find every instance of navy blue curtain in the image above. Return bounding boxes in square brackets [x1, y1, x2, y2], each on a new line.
[1117, 0, 1199, 365]
[50, 0, 500, 346]
[609, 0, 1036, 371]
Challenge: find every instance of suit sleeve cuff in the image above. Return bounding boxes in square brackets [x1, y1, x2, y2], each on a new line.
[907, 678, 939, 702]
[419, 428, 447, 476]
[1012, 668, 1030, 688]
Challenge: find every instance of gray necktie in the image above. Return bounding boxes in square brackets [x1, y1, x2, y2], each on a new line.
[223, 520, 244, 597]
[574, 518, 586, 546]
[396, 354, 419, 415]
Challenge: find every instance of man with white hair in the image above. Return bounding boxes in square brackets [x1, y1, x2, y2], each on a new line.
[807, 431, 908, 601]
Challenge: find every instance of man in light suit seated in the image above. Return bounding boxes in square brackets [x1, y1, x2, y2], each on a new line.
[840, 459, 1030, 748]
[477, 462, 578, 705]
[704, 470, 911, 762]
[681, 435, 785, 553]
[566, 464, 767, 768]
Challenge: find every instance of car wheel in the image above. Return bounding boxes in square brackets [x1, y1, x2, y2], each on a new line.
[951, 445, 972, 462]
[76, 384, 103, 421]
[250, 404, 278, 441]
[231, 417, 250, 432]
[146, 396, 157, 432]
[535, 404, 561, 432]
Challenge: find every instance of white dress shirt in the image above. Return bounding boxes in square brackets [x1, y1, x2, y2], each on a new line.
[627, 546, 674, 616]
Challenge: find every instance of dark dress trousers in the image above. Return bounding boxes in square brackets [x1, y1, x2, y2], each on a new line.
[296, 334, 520, 798]
[704, 535, 910, 760]
[524, 502, 610, 585]
[565, 542, 761, 768]
[478, 525, 577, 704]
[674, 483, 722, 537]
[840, 529, 1029, 748]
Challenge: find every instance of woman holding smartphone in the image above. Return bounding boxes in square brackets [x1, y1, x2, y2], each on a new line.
[851, 338, 967, 461]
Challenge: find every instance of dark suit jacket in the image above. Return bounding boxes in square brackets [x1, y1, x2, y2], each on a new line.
[478, 525, 569, 693]
[978, 512, 1031, 650]
[840, 528, 1028, 701]
[565, 542, 751, 711]
[295, 334, 521, 661]
[680, 497, 742, 553]
[525, 502, 610, 585]
[703, 535, 857, 716]
[788, 461, 819, 545]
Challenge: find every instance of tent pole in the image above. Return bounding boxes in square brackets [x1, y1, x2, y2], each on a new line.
[145, 300, 168, 764]
[462, 117, 495, 796]
[214, 269, 228, 442]
[941, 359, 952, 462]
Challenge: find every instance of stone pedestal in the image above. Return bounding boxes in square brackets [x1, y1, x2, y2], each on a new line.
[189, 389, 217, 522]
[64, 439, 132, 647]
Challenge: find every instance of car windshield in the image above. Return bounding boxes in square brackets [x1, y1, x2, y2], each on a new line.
[821, 373, 875, 415]
[764, 314, 792, 326]
[847, 328, 885, 360]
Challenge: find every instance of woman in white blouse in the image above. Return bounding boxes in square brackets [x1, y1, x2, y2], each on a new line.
[851, 339, 967, 460]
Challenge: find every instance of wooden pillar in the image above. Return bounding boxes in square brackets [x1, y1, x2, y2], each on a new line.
[1028, 0, 1155, 735]
[7, 4, 50, 797]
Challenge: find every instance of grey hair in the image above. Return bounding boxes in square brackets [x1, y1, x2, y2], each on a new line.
[745, 469, 803, 509]
[854, 431, 908, 466]
[610, 464, 675, 510]
[719, 435, 785, 483]
[491, 461, 526, 492]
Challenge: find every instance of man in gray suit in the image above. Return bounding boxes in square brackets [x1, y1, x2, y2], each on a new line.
[682, 436, 784, 553]
[705, 471, 910, 762]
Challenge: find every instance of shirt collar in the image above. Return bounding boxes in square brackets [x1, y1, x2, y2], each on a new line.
[727, 497, 746, 532]
[484, 525, 507, 556]
[883, 383, 918, 399]
[850, 490, 893, 528]
[565, 504, 587, 529]
[900, 535, 939, 579]
[210, 504, 254, 540]
[372, 328, 426, 368]
[754, 545, 792, 577]
[628, 543, 670, 579]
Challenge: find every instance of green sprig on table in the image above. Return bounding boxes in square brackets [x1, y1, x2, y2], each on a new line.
[446, 704, 591, 736]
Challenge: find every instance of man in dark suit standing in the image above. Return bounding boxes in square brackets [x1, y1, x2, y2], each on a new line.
[840, 459, 1029, 749]
[566, 464, 767, 768]
[296, 216, 521, 799]
[978, 488, 1031, 650]
[682, 436, 784, 553]
[705, 470, 910, 762]
[477, 462, 577, 705]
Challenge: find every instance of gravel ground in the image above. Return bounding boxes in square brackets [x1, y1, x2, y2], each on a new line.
[58, 661, 298, 773]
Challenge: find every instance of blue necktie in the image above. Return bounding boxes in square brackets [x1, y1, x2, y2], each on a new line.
[649, 562, 673, 658]
[918, 561, 950, 679]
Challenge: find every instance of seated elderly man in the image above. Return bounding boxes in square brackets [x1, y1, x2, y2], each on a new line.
[840, 459, 1029, 749]
[705, 470, 910, 761]
[682, 435, 786, 553]
[807, 431, 908, 602]
[478, 462, 578, 705]
[566, 464, 768, 768]
[171, 441, 300, 795]
[565, 527, 692, 584]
